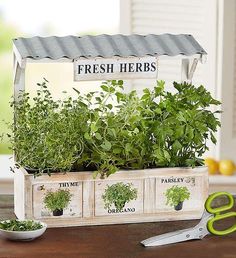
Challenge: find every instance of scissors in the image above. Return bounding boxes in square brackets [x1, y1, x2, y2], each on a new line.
[141, 191, 236, 247]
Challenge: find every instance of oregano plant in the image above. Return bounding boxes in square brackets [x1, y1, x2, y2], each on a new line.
[8, 79, 221, 178]
[102, 182, 138, 212]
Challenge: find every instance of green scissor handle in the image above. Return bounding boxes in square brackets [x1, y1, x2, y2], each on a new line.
[205, 191, 236, 236]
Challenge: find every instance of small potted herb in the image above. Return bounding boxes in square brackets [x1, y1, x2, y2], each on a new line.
[102, 182, 138, 212]
[43, 189, 73, 216]
[165, 185, 190, 211]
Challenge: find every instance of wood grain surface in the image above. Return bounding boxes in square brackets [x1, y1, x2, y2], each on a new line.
[0, 195, 236, 258]
[14, 166, 208, 227]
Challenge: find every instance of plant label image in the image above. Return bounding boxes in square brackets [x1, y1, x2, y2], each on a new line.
[32, 181, 82, 219]
[156, 175, 204, 212]
[94, 180, 143, 216]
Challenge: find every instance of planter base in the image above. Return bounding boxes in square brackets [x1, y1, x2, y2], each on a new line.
[14, 166, 208, 228]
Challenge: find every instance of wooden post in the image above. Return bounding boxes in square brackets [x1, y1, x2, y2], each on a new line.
[13, 53, 25, 101]
[188, 58, 198, 83]
[181, 58, 199, 83]
[181, 59, 189, 82]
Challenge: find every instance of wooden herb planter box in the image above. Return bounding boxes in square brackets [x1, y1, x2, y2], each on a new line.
[14, 166, 208, 228]
[12, 35, 211, 228]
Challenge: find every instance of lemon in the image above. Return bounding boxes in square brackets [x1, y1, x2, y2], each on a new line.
[204, 158, 219, 175]
[219, 160, 235, 176]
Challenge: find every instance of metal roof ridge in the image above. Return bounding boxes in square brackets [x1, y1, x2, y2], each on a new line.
[13, 34, 207, 61]
[13, 33, 195, 41]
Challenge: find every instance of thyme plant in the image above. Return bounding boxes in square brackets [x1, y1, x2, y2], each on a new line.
[43, 188, 72, 212]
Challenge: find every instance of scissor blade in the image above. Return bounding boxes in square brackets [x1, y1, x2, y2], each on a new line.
[141, 227, 199, 247]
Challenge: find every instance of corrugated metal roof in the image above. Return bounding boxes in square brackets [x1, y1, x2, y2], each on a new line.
[13, 34, 207, 60]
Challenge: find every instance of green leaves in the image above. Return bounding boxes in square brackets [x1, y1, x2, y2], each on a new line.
[95, 132, 102, 140]
[10, 79, 221, 178]
[0, 220, 43, 231]
[154, 80, 165, 96]
[113, 148, 122, 154]
[90, 123, 98, 133]
[43, 189, 73, 212]
[165, 185, 190, 208]
[9, 80, 89, 175]
[172, 140, 182, 152]
[102, 182, 138, 212]
[101, 140, 112, 151]
[84, 132, 91, 140]
[101, 85, 109, 92]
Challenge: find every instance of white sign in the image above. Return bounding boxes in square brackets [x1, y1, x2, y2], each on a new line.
[74, 56, 158, 81]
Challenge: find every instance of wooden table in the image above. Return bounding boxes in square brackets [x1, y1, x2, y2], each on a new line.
[0, 195, 236, 258]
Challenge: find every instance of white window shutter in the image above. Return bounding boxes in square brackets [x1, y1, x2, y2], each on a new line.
[120, 0, 218, 157]
[120, 0, 217, 92]
[217, 0, 236, 162]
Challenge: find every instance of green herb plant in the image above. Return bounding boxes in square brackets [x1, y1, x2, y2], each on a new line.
[0, 220, 43, 231]
[8, 78, 87, 176]
[165, 185, 190, 208]
[102, 182, 138, 212]
[43, 188, 72, 214]
[8, 79, 221, 178]
[81, 80, 221, 178]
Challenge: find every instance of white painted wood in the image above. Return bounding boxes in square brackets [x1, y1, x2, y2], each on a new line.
[217, 0, 236, 162]
[94, 179, 143, 216]
[13, 56, 25, 101]
[25, 54, 202, 63]
[143, 178, 156, 213]
[25, 175, 33, 219]
[188, 58, 198, 83]
[39, 210, 203, 228]
[14, 167, 26, 220]
[32, 182, 83, 219]
[13, 43, 26, 68]
[156, 174, 207, 212]
[74, 56, 158, 81]
[120, 0, 132, 34]
[26, 57, 73, 63]
[14, 166, 208, 227]
[41, 211, 203, 228]
[83, 181, 95, 218]
[181, 59, 189, 82]
[181, 58, 199, 83]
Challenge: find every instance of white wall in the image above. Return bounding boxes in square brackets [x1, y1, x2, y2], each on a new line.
[0, 155, 13, 194]
[217, 0, 236, 162]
